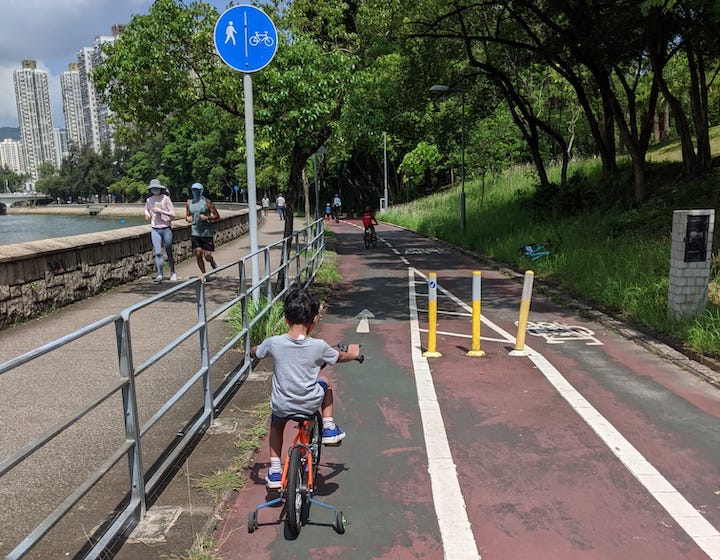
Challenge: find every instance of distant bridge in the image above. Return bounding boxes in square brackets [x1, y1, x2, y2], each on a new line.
[0, 192, 53, 213]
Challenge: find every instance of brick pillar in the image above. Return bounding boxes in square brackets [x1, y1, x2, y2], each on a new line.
[668, 209, 715, 319]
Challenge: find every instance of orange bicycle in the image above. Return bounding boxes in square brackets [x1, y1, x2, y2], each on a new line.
[248, 345, 363, 537]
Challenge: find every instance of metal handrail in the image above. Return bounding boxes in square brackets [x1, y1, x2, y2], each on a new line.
[0, 219, 326, 559]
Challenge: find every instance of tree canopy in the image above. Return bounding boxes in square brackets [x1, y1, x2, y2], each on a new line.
[41, 0, 718, 214]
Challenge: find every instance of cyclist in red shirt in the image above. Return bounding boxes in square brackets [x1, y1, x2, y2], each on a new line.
[362, 206, 378, 236]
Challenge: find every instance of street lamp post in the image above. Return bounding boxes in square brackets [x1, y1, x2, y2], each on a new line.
[430, 84, 465, 233]
[383, 132, 389, 213]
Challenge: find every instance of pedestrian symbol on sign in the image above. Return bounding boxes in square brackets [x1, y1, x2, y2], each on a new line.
[225, 21, 237, 45]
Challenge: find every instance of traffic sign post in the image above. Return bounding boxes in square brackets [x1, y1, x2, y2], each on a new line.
[214, 6, 279, 295]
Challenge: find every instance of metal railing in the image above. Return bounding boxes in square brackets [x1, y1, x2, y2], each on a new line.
[0, 219, 325, 559]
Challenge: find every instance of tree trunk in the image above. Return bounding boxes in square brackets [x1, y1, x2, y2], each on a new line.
[687, 48, 712, 171]
[302, 168, 311, 224]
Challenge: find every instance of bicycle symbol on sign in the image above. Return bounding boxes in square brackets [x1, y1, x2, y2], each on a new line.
[249, 31, 274, 47]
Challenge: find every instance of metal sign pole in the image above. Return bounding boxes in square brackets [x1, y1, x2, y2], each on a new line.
[243, 73, 260, 293]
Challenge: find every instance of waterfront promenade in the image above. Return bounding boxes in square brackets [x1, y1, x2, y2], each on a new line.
[0, 211, 289, 559]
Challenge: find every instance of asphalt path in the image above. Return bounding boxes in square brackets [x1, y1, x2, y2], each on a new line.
[0, 215, 287, 559]
[218, 219, 720, 559]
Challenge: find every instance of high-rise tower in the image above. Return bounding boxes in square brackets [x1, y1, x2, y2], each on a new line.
[60, 62, 87, 150]
[13, 60, 56, 181]
[77, 25, 125, 153]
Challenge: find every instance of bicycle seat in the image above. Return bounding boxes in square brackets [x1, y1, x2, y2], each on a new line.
[288, 413, 316, 422]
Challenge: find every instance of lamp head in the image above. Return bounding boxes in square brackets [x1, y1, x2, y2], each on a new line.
[429, 84, 450, 94]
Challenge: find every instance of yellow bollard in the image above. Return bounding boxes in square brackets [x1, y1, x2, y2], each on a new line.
[467, 271, 486, 357]
[423, 272, 442, 357]
[510, 270, 534, 356]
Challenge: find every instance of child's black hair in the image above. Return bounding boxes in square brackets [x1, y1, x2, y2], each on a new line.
[283, 286, 319, 327]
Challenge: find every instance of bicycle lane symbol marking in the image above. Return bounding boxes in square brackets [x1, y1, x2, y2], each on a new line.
[524, 320, 604, 346]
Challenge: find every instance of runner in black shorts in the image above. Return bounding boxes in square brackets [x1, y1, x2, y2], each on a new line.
[186, 182, 220, 274]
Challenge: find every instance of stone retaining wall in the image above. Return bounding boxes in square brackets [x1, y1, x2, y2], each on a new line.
[0, 210, 252, 329]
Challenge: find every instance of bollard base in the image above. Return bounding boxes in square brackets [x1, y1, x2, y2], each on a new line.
[466, 350, 486, 357]
[423, 351, 442, 358]
[509, 349, 526, 357]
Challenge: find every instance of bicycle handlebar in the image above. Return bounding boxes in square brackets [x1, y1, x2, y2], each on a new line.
[337, 343, 364, 363]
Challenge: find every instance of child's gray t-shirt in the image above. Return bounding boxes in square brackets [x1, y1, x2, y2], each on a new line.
[255, 334, 339, 417]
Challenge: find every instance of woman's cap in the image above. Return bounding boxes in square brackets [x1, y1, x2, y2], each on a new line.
[191, 182, 203, 190]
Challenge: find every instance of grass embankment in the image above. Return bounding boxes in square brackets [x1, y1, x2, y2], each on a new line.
[383, 148, 720, 360]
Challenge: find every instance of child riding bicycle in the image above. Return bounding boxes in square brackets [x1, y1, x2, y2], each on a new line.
[362, 206, 378, 237]
[250, 287, 360, 489]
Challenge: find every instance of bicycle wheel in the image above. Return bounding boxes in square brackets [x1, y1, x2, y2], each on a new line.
[364, 233, 370, 248]
[371, 234, 377, 247]
[309, 412, 323, 482]
[286, 447, 304, 537]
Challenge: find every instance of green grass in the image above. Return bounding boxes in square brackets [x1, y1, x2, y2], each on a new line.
[228, 294, 286, 347]
[383, 147, 720, 359]
[194, 469, 246, 503]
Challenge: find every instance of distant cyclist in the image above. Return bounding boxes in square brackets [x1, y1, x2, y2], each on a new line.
[362, 206, 378, 237]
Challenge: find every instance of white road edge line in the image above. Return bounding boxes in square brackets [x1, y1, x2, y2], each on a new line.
[420, 269, 720, 559]
[408, 267, 481, 560]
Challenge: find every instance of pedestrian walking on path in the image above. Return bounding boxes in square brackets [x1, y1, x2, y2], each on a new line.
[186, 182, 220, 274]
[276, 193, 286, 221]
[144, 178, 177, 283]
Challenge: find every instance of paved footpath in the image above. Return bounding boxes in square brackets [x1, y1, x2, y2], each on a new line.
[216, 219, 720, 560]
[0, 212, 290, 560]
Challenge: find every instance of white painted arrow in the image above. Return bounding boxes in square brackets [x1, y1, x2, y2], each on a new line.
[355, 309, 375, 333]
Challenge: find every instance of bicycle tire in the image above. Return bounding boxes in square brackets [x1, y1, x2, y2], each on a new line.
[371, 234, 377, 247]
[309, 412, 323, 482]
[286, 447, 304, 537]
[364, 234, 370, 248]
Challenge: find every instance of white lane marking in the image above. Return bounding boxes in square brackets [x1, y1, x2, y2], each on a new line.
[528, 349, 720, 559]
[409, 269, 720, 559]
[408, 267, 480, 560]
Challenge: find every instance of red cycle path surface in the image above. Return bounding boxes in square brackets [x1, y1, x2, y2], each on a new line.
[217, 220, 720, 559]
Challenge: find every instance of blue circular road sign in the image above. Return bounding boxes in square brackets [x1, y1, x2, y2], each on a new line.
[214, 5, 278, 73]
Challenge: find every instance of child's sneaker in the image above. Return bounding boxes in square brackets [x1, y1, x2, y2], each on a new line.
[322, 425, 346, 445]
[265, 471, 282, 490]
[169, 273, 178, 282]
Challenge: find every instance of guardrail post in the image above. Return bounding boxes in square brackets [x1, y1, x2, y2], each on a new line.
[467, 271, 486, 357]
[264, 248, 272, 302]
[423, 272, 442, 357]
[197, 280, 214, 422]
[510, 270, 534, 356]
[115, 315, 147, 519]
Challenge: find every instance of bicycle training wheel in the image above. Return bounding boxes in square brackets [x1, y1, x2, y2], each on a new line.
[286, 447, 305, 537]
[371, 234, 377, 248]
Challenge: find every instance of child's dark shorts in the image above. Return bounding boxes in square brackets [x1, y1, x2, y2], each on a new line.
[271, 379, 328, 425]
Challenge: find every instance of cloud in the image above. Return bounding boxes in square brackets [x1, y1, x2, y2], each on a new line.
[1, 0, 228, 129]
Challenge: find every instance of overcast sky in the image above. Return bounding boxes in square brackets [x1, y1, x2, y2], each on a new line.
[0, 0, 229, 129]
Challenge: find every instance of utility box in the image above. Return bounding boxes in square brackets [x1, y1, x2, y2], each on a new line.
[668, 209, 715, 319]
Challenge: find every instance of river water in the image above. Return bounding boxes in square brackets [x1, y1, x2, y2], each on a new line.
[0, 214, 146, 245]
